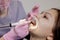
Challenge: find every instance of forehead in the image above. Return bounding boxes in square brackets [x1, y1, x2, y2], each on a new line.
[36, 9, 58, 21]
[47, 9, 58, 20]
[38, 9, 58, 18]
[47, 9, 58, 15]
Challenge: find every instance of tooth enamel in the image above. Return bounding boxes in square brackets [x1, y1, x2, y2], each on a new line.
[29, 16, 39, 29]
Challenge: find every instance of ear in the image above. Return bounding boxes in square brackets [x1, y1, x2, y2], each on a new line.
[47, 34, 53, 40]
[29, 4, 40, 16]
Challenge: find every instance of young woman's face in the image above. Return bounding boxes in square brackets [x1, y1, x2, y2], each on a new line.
[29, 9, 58, 38]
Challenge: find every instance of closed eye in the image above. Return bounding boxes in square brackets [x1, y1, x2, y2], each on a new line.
[41, 11, 51, 19]
[43, 15, 48, 19]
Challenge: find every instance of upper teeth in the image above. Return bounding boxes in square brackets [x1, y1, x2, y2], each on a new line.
[29, 16, 39, 29]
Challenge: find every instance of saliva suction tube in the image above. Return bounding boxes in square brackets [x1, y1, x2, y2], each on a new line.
[0, 13, 39, 29]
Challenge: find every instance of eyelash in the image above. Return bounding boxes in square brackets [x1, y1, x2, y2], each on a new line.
[43, 15, 48, 19]
[41, 12, 50, 19]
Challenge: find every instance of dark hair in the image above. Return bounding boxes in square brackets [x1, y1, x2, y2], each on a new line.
[52, 8, 60, 40]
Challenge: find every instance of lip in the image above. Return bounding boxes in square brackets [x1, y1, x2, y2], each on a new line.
[30, 17, 36, 26]
[27, 13, 36, 25]
[29, 16, 39, 29]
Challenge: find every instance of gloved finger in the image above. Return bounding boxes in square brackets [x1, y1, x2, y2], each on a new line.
[18, 19, 26, 23]
[28, 4, 40, 16]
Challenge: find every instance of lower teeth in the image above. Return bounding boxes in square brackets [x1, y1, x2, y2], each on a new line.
[29, 16, 39, 29]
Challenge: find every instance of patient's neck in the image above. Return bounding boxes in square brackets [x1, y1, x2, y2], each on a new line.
[30, 34, 46, 40]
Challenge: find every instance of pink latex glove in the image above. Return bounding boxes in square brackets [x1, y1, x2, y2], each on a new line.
[3, 19, 30, 40]
[27, 4, 40, 20]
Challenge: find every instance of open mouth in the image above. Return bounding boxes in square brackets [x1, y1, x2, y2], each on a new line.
[30, 17, 36, 26]
[29, 16, 39, 29]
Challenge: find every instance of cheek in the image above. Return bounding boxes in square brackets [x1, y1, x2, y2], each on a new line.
[38, 19, 53, 34]
[39, 18, 55, 28]
[39, 19, 49, 27]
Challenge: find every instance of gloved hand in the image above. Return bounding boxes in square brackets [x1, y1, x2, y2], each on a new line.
[27, 4, 40, 20]
[3, 19, 30, 40]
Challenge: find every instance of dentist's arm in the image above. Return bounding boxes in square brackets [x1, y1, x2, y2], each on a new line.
[0, 19, 30, 40]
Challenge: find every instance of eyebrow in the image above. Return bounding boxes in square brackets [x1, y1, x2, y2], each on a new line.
[41, 11, 52, 17]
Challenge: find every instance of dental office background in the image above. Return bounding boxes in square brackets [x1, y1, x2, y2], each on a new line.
[20, 0, 60, 14]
